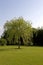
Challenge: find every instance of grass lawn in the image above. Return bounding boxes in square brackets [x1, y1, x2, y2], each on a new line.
[0, 46, 43, 65]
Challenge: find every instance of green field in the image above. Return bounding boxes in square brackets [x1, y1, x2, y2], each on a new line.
[0, 46, 43, 65]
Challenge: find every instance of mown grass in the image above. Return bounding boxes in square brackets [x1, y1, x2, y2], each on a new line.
[0, 46, 43, 65]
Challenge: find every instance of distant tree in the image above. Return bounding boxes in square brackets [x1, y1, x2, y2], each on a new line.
[3, 17, 32, 48]
[32, 28, 37, 45]
[36, 29, 43, 46]
[32, 27, 43, 46]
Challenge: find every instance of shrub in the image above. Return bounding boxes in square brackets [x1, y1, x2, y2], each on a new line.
[0, 39, 7, 46]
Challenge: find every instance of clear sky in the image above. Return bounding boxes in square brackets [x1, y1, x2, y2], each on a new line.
[0, 0, 43, 36]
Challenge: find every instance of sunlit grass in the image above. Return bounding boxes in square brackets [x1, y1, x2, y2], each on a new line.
[0, 46, 43, 65]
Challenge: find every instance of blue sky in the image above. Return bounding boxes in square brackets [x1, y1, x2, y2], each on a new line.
[0, 0, 43, 36]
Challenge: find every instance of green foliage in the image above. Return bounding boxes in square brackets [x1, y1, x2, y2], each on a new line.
[4, 17, 32, 47]
[0, 38, 7, 46]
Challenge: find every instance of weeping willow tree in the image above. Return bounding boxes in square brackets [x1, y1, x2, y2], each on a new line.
[4, 17, 32, 48]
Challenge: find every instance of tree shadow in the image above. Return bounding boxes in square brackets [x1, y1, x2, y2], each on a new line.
[0, 47, 22, 51]
[14, 47, 22, 50]
[0, 48, 9, 51]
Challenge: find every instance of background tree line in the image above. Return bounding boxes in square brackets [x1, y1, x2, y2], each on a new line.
[0, 17, 43, 47]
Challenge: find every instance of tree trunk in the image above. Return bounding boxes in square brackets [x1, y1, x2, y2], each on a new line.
[18, 38, 21, 49]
